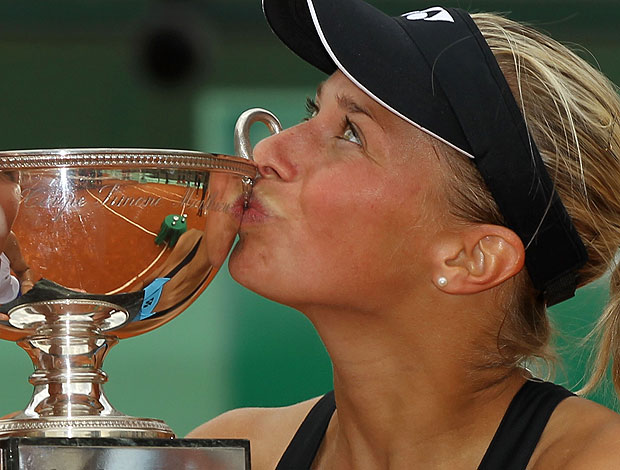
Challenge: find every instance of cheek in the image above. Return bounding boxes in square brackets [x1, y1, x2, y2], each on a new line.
[299, 167, 428, 262]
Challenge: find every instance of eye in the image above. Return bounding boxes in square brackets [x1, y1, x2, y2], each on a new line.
[304, 97, 319, 121]
[341, 117, 362, 146]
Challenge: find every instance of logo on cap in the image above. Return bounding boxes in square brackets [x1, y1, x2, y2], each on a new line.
[403, 7, 454, 23]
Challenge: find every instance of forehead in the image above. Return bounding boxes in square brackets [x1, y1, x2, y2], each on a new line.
[319, 72, 419, 132]
[318, 72, 376, 107]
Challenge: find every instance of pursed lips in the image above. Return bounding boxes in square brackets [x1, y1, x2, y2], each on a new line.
[240, 192, 274, 225]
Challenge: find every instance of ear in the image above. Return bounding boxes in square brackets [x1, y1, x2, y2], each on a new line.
[432, 225, 525, 295]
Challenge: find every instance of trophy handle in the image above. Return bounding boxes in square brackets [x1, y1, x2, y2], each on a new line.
[234, 108, 282, 161]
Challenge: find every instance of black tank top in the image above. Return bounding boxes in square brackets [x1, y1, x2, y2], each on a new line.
[275, 380, 574, 469]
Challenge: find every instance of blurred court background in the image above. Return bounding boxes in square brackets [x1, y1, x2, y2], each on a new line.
[0, 0, 617, 436]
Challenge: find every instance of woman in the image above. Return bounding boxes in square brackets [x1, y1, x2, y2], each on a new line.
[190, 0, 620, 468]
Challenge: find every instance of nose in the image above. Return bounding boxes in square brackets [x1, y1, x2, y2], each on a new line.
[252, 125, 303, 182]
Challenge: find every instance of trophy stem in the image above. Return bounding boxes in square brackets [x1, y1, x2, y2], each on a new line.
[19, 319, 117, 418]
[0, 300, 174, 438]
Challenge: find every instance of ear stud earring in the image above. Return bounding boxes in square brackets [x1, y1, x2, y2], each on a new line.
[437, 276, 448, 287]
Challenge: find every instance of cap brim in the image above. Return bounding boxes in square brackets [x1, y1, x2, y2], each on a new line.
[262, 0, 473, 159]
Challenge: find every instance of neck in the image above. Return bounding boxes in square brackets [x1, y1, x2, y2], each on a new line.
[303, 297, 527, 469]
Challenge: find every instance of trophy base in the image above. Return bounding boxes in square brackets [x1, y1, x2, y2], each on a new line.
[0, 416, 174, 439]
[0, 437, 250, 470]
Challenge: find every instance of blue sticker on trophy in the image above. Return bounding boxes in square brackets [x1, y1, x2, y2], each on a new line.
[139, 277, 170, 320]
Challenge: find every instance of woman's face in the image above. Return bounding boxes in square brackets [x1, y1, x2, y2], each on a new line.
[229, 72, 453, 312]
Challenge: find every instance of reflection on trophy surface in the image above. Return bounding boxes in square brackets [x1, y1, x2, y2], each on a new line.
[0, 109, 281, 469]
[0, 171, 33, 308]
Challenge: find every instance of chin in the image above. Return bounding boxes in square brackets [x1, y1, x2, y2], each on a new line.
[228, 241, 251, 286]
[228, 240, 300, 307]
[228, 238, 272, 296]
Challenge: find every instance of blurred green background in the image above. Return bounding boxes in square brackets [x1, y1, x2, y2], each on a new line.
[0, 0, 617, 436]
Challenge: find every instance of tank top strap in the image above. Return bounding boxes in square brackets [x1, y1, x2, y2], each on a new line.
[276, 381, 572, 470]
[478, 379, 575, 470]
[275, 391, 336, 470]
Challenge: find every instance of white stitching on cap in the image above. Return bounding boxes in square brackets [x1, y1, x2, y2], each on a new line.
[305, 0, 474, 159]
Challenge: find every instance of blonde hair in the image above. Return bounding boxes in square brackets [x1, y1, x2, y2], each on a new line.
[439, 13, 620, 392]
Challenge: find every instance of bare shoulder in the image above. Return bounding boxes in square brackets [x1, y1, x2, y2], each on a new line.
[532, 396, 620, 470]
[187, 396, 323, 470]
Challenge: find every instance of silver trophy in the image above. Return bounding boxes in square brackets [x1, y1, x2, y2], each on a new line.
[0, 109, 281, 469]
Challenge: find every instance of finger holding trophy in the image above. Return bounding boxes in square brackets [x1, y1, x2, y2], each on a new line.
[0, 109, 280, 469]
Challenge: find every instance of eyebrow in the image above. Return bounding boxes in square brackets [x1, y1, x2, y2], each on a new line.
[316, 81, 377, 122]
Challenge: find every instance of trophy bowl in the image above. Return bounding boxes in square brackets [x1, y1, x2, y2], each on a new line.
[0, 109, 281, 443]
